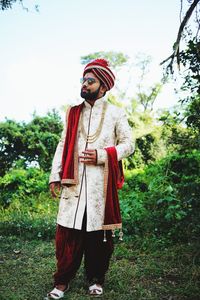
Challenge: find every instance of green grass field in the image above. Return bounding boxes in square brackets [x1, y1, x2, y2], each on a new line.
[0, 235, 199, 300]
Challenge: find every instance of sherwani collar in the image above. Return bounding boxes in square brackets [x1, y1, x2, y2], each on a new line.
[84, 97, 106, 109]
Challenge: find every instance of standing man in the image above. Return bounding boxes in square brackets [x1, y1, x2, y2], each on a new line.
[47, 59, 134, 299]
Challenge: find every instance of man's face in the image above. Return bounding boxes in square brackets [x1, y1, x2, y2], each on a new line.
[80, 72, 102, 101]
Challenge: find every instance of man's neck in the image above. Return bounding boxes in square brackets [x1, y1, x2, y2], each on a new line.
[86, 96, 102, 107]
[86, 99, 95, 107]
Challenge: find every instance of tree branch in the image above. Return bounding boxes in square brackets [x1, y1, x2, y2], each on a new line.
[160, 0, 200, 72]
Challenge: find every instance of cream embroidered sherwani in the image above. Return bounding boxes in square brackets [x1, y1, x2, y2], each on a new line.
[49, 97, 134, 232]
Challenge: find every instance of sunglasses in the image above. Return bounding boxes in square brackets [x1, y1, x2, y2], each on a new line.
[80, 77, 97, 85]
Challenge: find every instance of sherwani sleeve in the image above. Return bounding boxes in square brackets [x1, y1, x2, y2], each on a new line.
[49, 124, 66, 184]
[97, 109, 135, 164]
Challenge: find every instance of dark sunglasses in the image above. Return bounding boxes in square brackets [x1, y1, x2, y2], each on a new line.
[80, 77, 97, 85]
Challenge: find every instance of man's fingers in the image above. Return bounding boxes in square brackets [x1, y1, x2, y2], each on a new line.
[83, 149, 95, 152]
[79, 156, 95, 161]
[79, 149, 97, 165]
[79, 155, 95, 160]
[80, 160, 95, 165]
[50, 183, 61, 198]
[51, 190, 57, 198]
[81, 151, 95, 156]
[50, 186, 57, 198]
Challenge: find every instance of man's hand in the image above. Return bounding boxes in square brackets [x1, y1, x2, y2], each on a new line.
[79, 149, 97, 165]
[50, 182, 61, 198]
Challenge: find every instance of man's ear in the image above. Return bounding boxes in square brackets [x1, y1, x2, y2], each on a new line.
[100, 84, 107, 96]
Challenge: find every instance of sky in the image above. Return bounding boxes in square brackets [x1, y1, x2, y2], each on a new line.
[0, 0, 190, 121]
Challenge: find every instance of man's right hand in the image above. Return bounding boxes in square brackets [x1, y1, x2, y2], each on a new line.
[50, 182, 61, 198]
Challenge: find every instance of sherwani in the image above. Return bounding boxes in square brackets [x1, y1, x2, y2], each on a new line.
[49, 97, 134, 232]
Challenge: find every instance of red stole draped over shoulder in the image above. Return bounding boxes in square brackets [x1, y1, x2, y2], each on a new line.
[61, 102, 84, 185]
[102, 147, 124, 230]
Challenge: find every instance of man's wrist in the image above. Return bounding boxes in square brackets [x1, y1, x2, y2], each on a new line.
[49, 173, 61, 184]
[96, 149, 107, 165]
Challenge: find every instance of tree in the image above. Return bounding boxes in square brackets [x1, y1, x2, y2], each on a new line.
[0, 119, 25, 176]
[161, 0, 200, 73]
[134, 54, 162, 112]
[0, 110, 62, 176]
[81, 51, 129, 69]
[0, 0, 17, 10]
[0, 0, 39, 11]
[180, 39, 200, 133]
[159, 0, 200, 152]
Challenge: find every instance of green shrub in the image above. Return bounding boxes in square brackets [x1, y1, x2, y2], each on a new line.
[0, 192, 58, 240]
[120, 151, 200, 241]
[1, 152, 199, 242]
[0, 167, 49, 207]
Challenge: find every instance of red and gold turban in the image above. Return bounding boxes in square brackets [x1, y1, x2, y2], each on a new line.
[83, 58, 115, 91]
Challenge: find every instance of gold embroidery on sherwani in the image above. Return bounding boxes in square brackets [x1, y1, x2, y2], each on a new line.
[102, 223, 122, 230]
[80, 102, 107, 143]
[103, 158, 109, 204]
[61, 137, 79, 185]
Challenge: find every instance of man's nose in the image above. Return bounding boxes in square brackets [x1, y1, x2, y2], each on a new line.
[83, 80, 89, 87]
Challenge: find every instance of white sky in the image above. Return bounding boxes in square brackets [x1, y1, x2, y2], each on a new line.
[0, 0, 191, 121]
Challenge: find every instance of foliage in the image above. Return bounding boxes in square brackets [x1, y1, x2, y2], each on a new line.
[159, 39, 200, 157]
[120, 151, 200, 241]
[179, 39, 200, 131]
[124, 103, 168, 169]
[161, 120, 200, 154]
[0, 110, 62, 176]
[0, 181, 58, 239]
[0, 0, 17, 10]
[179, 40, 200, 93]
[1, 152, 199, 242]
[137, 83, 162, 112]
[23, 110, 63, 171]
[0, 209, 57, 240]
[161, 39, 200, 132]
[0, 167, 49, 207]
[134, 53, 163, 111]
[80, 51, 129, 69]
[186, 95, 200, 130]
[160, 0, 200, 74]
[0, 0, 39, 11]
[125, 128, 167, 169]
[0, 119, 25, 176]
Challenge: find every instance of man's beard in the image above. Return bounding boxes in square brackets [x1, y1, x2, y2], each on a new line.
[80, 86, 101, 101]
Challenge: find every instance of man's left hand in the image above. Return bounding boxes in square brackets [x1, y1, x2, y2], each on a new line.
[79, 149, 97, 165]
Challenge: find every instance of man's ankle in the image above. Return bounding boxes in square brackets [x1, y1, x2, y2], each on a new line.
[55, 284, 67, 291]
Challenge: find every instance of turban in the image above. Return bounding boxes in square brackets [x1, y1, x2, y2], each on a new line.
[83, 58, 115, 91]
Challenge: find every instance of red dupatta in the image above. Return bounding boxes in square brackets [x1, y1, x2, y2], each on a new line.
[61, 102, 84, 184]
[102, 147, 124, 230]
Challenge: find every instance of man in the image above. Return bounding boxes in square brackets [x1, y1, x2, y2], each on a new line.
[47, 59, 134, 299]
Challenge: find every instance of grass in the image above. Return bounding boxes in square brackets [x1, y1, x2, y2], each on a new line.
[0, 235, 199, 300]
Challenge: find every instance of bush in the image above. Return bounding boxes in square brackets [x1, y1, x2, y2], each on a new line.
[120, 151, 200, 241]
[0, 190, 58, 240]
[0, 110, 62, 176]
[0, 167, 49, 207]
[1, 152, 199, 242]
[0, 167, 58, 239]
[125, 128, 167, 169]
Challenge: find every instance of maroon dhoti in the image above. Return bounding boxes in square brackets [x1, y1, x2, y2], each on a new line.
[54, 219, 114, 286]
